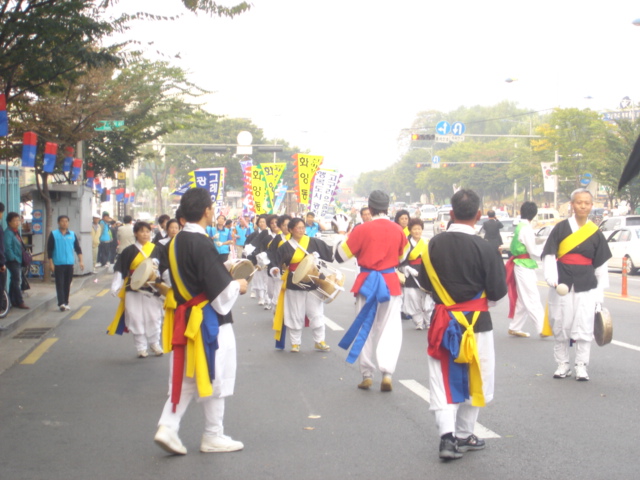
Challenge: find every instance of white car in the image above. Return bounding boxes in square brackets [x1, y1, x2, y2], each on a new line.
[599, 215, 640, 239]
[420, 204, 438, 222]
[606, 226, 640, 274]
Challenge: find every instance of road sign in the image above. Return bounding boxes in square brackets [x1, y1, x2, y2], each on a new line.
[452, 122, 466, 135]
[580, 173, 592, 186]
[436, 121, 451, 135]
[435, 134, 451, 144]
[95, 120, 125, 131]
[432, 155, 440, 169]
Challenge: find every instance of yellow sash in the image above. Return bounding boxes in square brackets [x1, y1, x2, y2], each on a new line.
[557, 221, 598, 258]
[273, 235, 310, 341]
[422, 242, 486, 407]
[403, 226, 410, 236]
[408, 238, 428, 262]
[107, 242, 155, 335]
[162, 232, 213, 398]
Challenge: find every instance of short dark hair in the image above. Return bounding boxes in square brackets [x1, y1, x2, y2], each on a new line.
[123, 215, 133, 224]
[520, 201, 538, 221]
[277, 214, 292, 228]
[57, 215, 69, 223]
[394, 209, 410, 224]
[306, 212, 315, 218]
[175, 207, 184, 221]
[369, 206, 386, 216]
[157, 214, 170, 226]
[487, 210, 496, 218]
[6, 212, 19, 223]
[451, 189, 480, 221]
[133, 221, 151, 234]
[0, 202, 5, 213]
[408, 218, 424, 230]
[360, 207, 370, 216]
[180, 188, 211, 223]
[288, 217, 304, 230]
[165, 219, 180, 231]
[266, 214, 278, 228]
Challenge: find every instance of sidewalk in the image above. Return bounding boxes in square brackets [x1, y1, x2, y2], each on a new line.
[0, 268, 109, 338]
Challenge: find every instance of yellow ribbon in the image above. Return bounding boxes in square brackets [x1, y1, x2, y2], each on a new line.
[273, 235, 309, 341]
[422, 241, 486, 407]
[557, 221, 598, 258]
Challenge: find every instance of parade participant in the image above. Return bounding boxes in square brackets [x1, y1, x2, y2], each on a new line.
[360, 207, 372, 223]
[480, 210, 503, 253]
[97, 211, 112, 267]
[394, 209, 411, 236]
[542, 189, 611, 381]
[266, 215, 291, 314]
[420, 189, 507, 460]
[91, 214, 101, 269]
[506, 202, 545, 338]
[152, 214, 171, 245]
[259, 215, 281, 310]
[334, 190, 409, 392]
[246, 215, 268, 303]
[47, 215, 84, 311]
[233, 216, 251, 259]
[305, 212, 321, 237]
[209, 215, 233, 263]
[271, 218, 333, 352]
[0, 203, 6, 323]
[158, 219, 180, 246]
[107, 221, 168, 358]
[117, 215, 135, 255]
[175, 207, 186, 228]
[399, 218, 434, 330]
[4, 212, 29, 309]
[154, 187, 248, 455]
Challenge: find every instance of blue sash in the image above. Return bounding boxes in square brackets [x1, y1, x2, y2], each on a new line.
[339, 267, 394, 363]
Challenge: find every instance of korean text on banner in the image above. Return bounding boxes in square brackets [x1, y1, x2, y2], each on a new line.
[309, 169, 341, 215]
[260, 162, 286, 204]
[251, 165, 268, 214]
[295, 154, 323, 206]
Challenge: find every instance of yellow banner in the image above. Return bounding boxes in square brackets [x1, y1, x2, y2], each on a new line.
[260, 162, 286, 206]
[251, 166, 268, 214]
[296, 154, 323, 206]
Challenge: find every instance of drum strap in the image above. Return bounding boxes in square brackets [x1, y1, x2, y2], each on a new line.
[273, 236, 309, 349]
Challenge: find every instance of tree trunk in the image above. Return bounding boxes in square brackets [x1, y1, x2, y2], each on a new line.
[37, 172, 54, 283]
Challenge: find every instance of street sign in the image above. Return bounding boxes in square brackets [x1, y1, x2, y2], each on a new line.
[435, 134, 451, 144]
[436, 121, 451, 135]
[580, 173, 592, 186]
[452, 122, 466, 135]
[432, 155, 440, 169]
[95, 120, 125, 131]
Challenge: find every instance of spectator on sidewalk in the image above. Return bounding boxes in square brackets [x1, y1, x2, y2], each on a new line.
[0, 203, 6, 321]
[47, 215, 84, 311]
[4, 212, 29, 309]
[97, 212, 113, 267]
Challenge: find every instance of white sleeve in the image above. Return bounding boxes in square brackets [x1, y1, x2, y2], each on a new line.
[594, 262, 609, 304]
[110, 271, 123, 295]
[521, 226, 542, 260]
[210, 280, 240, 316]
[543, 255, 558, 287]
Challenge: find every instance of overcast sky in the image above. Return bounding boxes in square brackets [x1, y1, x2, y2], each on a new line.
[107, 0, 640, 179]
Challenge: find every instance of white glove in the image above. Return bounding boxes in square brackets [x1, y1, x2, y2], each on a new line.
[270, 266, 281, 278]
[545, 277, 557, 288]
[594, 286, 604, 305]
[595, 302, 602, 313]
[110, 271, 123, 297]
[312, 251, 320, 259]
[404, 266, 419, 278]
[243, 244, 256, 256]
[331, 214, 350, 233]
[256, 251, 271, 268]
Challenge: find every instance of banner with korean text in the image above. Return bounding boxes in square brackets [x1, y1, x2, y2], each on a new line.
[309, 169, 342, 216]
[260, 162, 286, 206]
[251, 165, 269, 215]
[294, 154, 323, 206]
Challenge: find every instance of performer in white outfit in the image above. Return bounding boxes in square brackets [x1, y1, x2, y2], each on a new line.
[542, 189, 611, 381]
[505, 202, 545, 337]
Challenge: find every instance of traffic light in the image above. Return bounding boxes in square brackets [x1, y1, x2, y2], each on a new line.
[470, 163, 476, 168]
[442, 163, 448, 168]
[411, 133, 435, 141]
[416, 163, 422, 168]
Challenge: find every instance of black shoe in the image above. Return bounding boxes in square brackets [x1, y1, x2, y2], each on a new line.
[439, 437, 463, 460]
[457, 434, 485, 452]
[401, 312, 410, 320]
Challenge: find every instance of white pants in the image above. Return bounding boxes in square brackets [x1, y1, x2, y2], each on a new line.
[266, 277, 282, 308]
[548, 287, 595, 365]
[428, 331, 495, 437]
[124, 291, 163, 351]
[508, 265, 544, 334]
[402, 287, 435, 328]
[252, 268, 267, 299]
[158, 324, 236, 437]
[356, 294, 403, 378]
[284, 289, 325, 345]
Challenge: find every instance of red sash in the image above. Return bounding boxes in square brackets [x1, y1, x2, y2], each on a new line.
[558, 253, 592, 265]
[505, 254, 530, 319]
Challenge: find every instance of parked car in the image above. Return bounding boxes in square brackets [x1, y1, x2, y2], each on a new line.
[420, 204, 438, 222]
[599, 215, 640, 239]
[433, 211, 451, 235]
[606, 226, 640, 274]
[534, 225, 555, 246]
[531, 208, 561, 229]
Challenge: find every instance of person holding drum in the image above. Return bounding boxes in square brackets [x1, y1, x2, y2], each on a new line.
[334, 190, 409, 392]
[266, 214, 291, 312]
[542, 188, 611, 381]
[255, 215, 281, 310]
[398, 218, 434, 330]
[271, 217, 333, 353]
[245, 215, 268, 302]
[108, 221, 169, 358]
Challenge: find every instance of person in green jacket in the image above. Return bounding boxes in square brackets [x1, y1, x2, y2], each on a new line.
[4, 212, 29, 309]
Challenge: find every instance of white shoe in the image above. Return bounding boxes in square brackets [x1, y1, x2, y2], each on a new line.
[575, 363, 589, 381]
[415, 323, 425, 330]
[250, 291, 256, 298]
[154, 425, 187, 455]
[137, 350, 148, 358]
[95, 263, 102, 268]
[64, 305, 71, 311]
[149, 344, 164, 356]
[553, 362, 571, 378]
[257, 298, 265, 306]
[200, 434, 244, 453]
[264, 303, 271, 310]
[59, 305, 66, 312]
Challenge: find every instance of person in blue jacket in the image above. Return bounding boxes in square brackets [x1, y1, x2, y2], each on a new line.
[47, 215, 84, 311]
[208, 215, 233, 263]
[4, 212, 29, 309]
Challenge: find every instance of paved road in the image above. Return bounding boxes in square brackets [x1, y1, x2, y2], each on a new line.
[0, 258, 639, 479]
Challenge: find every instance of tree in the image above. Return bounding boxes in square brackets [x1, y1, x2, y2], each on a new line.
[602, 118, 640, 211]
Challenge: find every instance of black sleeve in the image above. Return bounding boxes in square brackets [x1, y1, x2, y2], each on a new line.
[47, 232, 55, 258]
[152, 243, 169, 275]
[496, 220, 504, 229]
[311, 237, 334, 262]
[482, 245, 508, 301]
[74, 236, 82, 255]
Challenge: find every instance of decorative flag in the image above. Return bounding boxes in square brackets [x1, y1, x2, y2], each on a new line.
[190, 168, 226, 207]
[21, 132, 38, 168]
[129, 192, 135, 204]
[260, 162, 286, 206]
[115, 188, 124, 202]
[124, 192, 130, 204]
[0, 93, 8, 137]
[85, 178, 94, 188]
[170, 182, 192, 196]
[63, 146, 74, 172]
[293, 153, 323, 206]
[541, 162, 556, 193]
[71, 158, 82, 181]
[273, 184, 288, 213]
[251, 165, 269, 215]
[43, 142, 58, 173]
[101, 188, 111, 202]
[309, 169, 342, 216]
[239, 158, 254, 212]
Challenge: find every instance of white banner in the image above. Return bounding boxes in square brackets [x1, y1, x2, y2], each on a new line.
[541, 162, 556, 193]
[309, 169, 341, 216]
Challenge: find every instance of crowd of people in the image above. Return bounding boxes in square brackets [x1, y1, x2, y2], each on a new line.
[34, 183, 610, 462]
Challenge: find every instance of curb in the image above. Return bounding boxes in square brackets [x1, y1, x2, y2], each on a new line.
[0, 269, 110, 339]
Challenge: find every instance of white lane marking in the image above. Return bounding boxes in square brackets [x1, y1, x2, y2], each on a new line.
[399, 379, 501, 439]
[324, 317, 344, 331]
[611, 340, 640, 352]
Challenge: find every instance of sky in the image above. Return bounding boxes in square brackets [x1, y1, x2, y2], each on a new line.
[106, 0, 640, 181]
